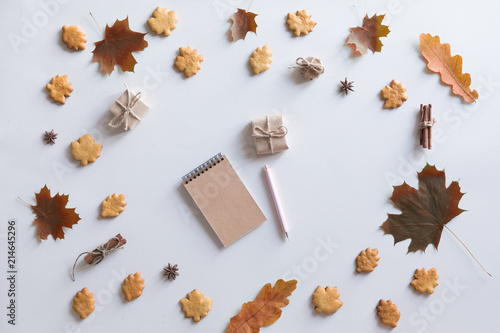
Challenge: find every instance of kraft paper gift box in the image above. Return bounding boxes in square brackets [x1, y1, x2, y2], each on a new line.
[251, 114, 289, 155]
[108, 86, 150, 131]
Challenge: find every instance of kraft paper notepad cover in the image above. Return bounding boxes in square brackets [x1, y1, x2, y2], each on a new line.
[183, 154, 266, 247]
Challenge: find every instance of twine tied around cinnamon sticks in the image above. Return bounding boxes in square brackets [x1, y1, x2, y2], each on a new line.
[71, 234, 126, 281]
[288, 57, 324, 80]
[419, 104, 435, 149]
[108, 84, 143, 130]
[251, 116, 288, 154]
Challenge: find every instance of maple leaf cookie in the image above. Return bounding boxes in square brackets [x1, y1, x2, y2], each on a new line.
[46, 75, 73, 104]
[73, 287, 95, 319]
[286, 10, 316, 36]
[381, 80, 408, 109]
[70, 134, 102, 166]
[122, 272, 145, 301]
[62, 25, 86, 51]
[249, 45, 273, 75]
[100, 193, 127, 218]
[356, 248, 380, 273]
[147, 7, 177, 36]
[180, 289, 212, 322]
[377, 300, 400, 328]
[174, 47, 203, 78]
[411, 268, 439, 294]
[312, 286, 343, 315]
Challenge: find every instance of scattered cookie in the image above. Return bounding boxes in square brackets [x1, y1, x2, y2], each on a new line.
[356, 248, 380, 273]
[381, 79, 408, 109]
[70, 134, 102, 166]
[286, 10, 316, 36]
[62, 25, 86, 51]
[100, 193, 127, 218]
[411, 268, 439, 294]
[46, 75, 73, 104]
[312, 286, 343, 315]
[377, 300, 400, 328]
[249, 45, 273, 75]
[122, 272, 145, 301]
[147, 7, 177, 36]
[174, 47, 203, 78]
[180, 289, 212, 322]
[73, 287, 95, 319]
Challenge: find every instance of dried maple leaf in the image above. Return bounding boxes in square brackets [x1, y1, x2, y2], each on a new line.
[419, 33, 478, 103]
[226, 279, 297, 333]
[381, 164, 465, 252]
[91, 17, 148, 75]
[229, 9, 258, 42]
[28, 185, 81, 241]
[346, 14, 390, 56]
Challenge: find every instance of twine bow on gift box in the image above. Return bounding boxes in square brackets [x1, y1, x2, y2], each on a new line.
[108, 84, 143, 130]
[252, 116, 288, 154]
[288, 57, 324, 80]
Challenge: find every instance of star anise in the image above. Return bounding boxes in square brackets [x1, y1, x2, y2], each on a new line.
[340, 77, 354, 96]
[44, 129, 58, 144]
[163, 263, 179, 280]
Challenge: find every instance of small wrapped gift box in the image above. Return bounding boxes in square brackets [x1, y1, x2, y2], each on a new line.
[251, 114, 289, 155]
[108, 85, 150, 131]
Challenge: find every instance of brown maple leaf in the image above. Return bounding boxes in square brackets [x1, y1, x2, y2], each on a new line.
[381, 164, 465, 252]
[346, 14, 390, 56]
[28, 185, 81, 241]
[226, 279, 297, 333]
[419, 33, 478, 103]
[229, 9, 258, 42]
[91, 17, 148, 75]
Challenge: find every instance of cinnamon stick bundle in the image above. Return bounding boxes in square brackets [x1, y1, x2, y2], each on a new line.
[419, 104, 435, 149]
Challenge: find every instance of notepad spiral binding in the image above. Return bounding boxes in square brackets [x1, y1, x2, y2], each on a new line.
[182, 153, 224, 183]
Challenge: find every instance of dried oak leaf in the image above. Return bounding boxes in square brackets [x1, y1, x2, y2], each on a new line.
[29, 185, 81, 241]
[91, 17, 148, 75]
[226, 279, 297, 333]
[381, 164, 465, 253]
[229, 9, 258, 42]
[419, 33, 478, 103]
[346, 14, 390, 56]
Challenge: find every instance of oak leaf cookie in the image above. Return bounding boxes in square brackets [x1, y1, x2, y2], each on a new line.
[381, 79, 408, 109]
[286, 10, 316, 36]
[147, 7, 177, 36]
[377, 300, 400, 328]
[174, 47, 203, 78]
[249, 45, 273, 75]
[46, 75, 73, 104]
[62, 25, 86, 50]
[356, 248, 379, 273]
[410, 268, 439, 294]
[101, 193, 127, 218]
[180, 289, 212, 322]
[73, 287, 95, 319]
[122, 272, 145, 301]
[70, 134, 102, 166]
[312, 286, 343, 315]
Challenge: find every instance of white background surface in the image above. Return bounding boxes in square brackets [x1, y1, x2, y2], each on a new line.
[1, 0, 499, 332]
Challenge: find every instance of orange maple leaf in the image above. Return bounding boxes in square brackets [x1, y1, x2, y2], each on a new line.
[229, 9, 258, 42]
[346, 14, 390, 56]
[91, 17, 148, 75]
[226, 279, 297, 333]
[419, 33, 478, 103]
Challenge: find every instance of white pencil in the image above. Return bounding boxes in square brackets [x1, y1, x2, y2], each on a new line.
[263, 165, 290, 240]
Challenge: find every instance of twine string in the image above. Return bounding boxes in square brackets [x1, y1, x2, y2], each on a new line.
[252, 116, 288, 154]
[419, 118, 436, 129]
[108, 84, 143, 130]
[288, 57, 325, 76]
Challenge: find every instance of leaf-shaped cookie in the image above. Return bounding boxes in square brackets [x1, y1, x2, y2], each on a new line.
[312, 286, 343, 315]
[70, 134, 102, 166]
[180, 289, 212, 322]
[419, 33, 478, 103]
[411, 268, 439, 294]
[100, 193, 126, 217]
[229, 9, 258, 42]
[46, 75, 73, 104]
[147, 7, 177, 36]
[122, 272, 145, 301]
[286, 10, 316, 36]
[73, 288, 95, 319]
[249, 45, 272, 75]
[62, 25, 86, 51]
[346, 14, 390, 56]
[174, 47, 203, 78]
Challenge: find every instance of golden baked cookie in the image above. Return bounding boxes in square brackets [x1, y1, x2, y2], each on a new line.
[356, 248, 380, 273]
[286, 10, 316, 36]
[410, 268, 439, 294]
[377, 299, 400, 328]
[46, 75, 73, 104]
[180, 289, 212, 322]
[122, 272, 145, 301]
[312, 286, 343, 315]
[73, 287, 95, 319]
[70, 134, 102, 166]
[101, 193, 127, 218]
[174, 47, 203, 78]
[381, 80, 408, 109]
[147, 7, 177, 36]
[249, 45, 273, 75]
[62, 25, 86, 50]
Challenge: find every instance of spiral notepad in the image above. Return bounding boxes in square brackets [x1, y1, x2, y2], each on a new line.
[182, 153, 266, 247]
